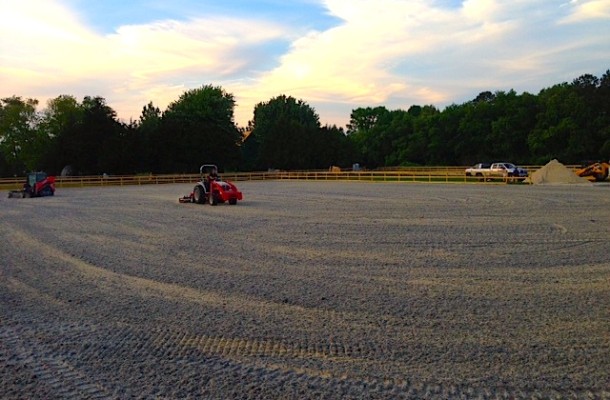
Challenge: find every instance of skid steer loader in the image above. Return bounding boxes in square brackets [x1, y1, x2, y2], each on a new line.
[8, 172, 56, 198]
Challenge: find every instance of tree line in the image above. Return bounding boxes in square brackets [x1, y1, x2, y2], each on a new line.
[1, 70, 608, 177]
[348, 70, 610, 168]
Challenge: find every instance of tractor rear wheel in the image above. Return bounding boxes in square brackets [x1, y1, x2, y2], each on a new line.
[193, 186, 204, 204]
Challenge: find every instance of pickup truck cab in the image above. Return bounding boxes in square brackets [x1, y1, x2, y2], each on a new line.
[465, 162, 528, 179]
[465, 163, 491, 176]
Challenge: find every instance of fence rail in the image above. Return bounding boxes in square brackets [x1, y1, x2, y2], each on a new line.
[1, 166, 561, 191]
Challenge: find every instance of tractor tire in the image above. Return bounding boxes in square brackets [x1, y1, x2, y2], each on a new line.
[193, 186, 204, 204]
[229, 198, 237, 205]
[209, 192, 218, 206]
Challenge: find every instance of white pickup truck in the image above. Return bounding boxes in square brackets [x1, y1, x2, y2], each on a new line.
[465, 162, 528, 179]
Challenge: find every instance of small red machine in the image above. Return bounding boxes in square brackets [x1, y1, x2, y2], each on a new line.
[8, 172, 56, 198]
[179, 164, 242, 205]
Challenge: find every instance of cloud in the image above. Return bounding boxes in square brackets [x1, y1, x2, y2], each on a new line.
[0, 0, 291, 122]
[1, 0, 609, 128]
[561, 0, 610, 22]
[1, 1, 100, 85]
[247, 0, 609, 125]
[106, 17, 290, 122]
[237, 0, 532, 119]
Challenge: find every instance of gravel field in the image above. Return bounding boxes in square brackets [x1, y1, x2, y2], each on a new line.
[1, 181, 610, 399]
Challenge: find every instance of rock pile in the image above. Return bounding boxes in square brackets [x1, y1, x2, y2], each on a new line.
[525, 159, 590, 185]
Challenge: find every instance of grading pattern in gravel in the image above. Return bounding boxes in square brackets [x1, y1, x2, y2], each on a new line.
[1, 181, 609, 399]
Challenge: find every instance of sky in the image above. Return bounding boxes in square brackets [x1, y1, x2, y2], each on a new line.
[1, 0, 609, 128]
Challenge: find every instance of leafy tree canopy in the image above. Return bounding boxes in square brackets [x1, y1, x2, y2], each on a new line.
[159, 85, 242, 172]
[0, 96, 41, 174]
[247, 95, 321, 170]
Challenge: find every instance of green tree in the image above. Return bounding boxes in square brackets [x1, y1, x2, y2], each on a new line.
[425, 105, 460, 165]
[40, 95, 84, 174]
[309, 125, 357, 169]
[134, 101, 162, 173]
[486, 90, 538, 163]
[0, 151, 9, 177]
[597, 70, 610, 156]
[346, 106, 391, 168]
[84, 96, 125, 174]
[249, 95, 321, 170]
[529, 84, 589, 163]
[0, 96, 43, 174]
[160, 85, 241, 173]
[380, 110, 414, 166]
[414, 105, 444, 165]
[50, 96, 127, 175]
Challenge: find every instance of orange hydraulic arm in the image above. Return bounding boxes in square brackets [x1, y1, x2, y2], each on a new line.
[576, 162, 609, 182]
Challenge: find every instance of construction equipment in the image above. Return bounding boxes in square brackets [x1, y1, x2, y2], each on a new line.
[576, 161, 610, 182]
[8, 172, 56, 198]
[179, 164, 242, 205]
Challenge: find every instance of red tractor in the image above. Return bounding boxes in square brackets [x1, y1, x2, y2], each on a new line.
[8, 172, 56, 198]
[179, 164, 242, 205]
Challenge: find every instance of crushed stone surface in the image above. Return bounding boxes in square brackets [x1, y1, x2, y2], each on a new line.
[1, 181, 609, 399]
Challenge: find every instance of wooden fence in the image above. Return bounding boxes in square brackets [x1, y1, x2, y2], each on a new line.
[0, 166, 553, 191]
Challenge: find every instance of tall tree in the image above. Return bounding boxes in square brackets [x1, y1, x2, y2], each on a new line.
[40, 95, 83, 174]
[315, 125, 358, 168]
[598, 70, 610, 156]
[346, 106, 391, 168]
[88, 97, 120, 173]
[134, 102, 162, 173]
[248, 95, 321, 170]
[529, 84, 588, 163]
[0, 96, 42, 174]
[160, 85, 241, 173]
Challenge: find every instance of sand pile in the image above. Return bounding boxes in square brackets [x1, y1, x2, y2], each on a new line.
[525, 159, 591, 185]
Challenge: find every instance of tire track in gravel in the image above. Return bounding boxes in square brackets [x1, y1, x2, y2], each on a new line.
[70, 325, 609, 400]
[0, 325, 114, 399]
[60, 325, 534, 400]
[3, 225, 394, 361]
[4, 225, 371, 328]
[4, 276, 67, 308]
[4, 223, 526, 398]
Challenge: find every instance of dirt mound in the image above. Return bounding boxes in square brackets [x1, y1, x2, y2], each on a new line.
[525, 159, 590, 185]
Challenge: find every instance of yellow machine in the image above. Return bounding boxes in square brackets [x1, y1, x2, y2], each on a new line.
[576, 162, 610, 182]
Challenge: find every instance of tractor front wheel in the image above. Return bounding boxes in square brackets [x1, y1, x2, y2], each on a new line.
[193, 186, 204, 204]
